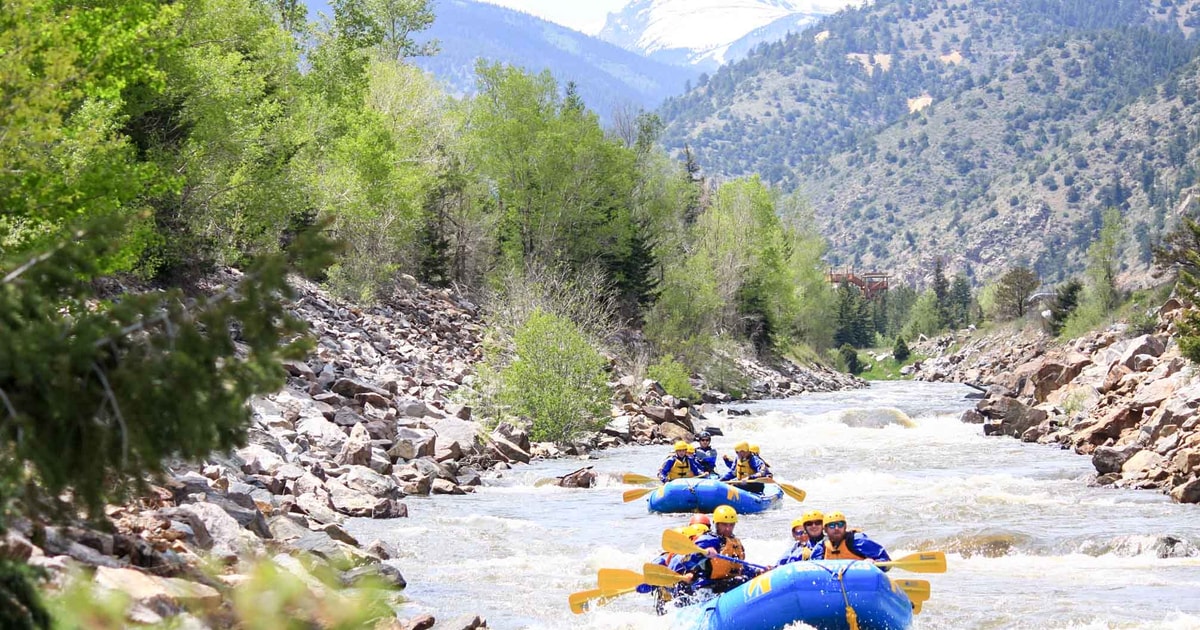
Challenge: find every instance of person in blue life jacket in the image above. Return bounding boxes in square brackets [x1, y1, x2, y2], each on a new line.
[693, 432, 718, 474]
[774, 509, 825, 567]
[720, 442, 768, 482]
[658, 440, 702, 482]
[672, 505, 761, 595]
[809, 510, 891, 569]
[640, 514, 712, 611]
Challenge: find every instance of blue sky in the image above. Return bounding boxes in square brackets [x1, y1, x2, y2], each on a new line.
[477, 0, 628, 34]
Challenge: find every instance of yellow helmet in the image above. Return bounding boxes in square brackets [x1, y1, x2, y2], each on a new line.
[790, 517, 806, 530]
[687, 444, 696, 454]
[713, 505, 738, 524]
[674, 440, 690, 452]
[802, 509, 824, 524]
[749, 444, 760, 454]
[824, 510, 846, 525]
[683, 523, 708, 538]
[733, 441, 750, 453]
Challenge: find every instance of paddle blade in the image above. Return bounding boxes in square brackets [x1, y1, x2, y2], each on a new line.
[622, 487, 655, 503]
[912, 601, 923, 615]
[642, 563, 685, 586]
[569, 588, 605, 614]
[892, 578, 930, 603]
[597, 568, 646, 592]
[661, 529, 703, 555]
[777, 482, 806, 502]
[877, 551, 946, 574]
[622, 473, 657, 485]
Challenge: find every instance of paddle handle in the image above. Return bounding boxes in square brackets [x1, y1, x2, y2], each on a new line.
[713, 552, 767, 573]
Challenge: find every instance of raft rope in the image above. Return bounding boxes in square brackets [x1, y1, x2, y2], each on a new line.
[834, 563, 861, 630]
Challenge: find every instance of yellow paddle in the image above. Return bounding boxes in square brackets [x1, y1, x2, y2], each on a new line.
[567, 586, 636, 614]
[891, 578, 931, 603]
[622, 486, 659, 502]
[643, 562, 686, 584]
[913, 601, 923, 615]
[660, 530, 769, 572]
[597, 567, 681, 591]
[622, 476, 806, 502]
[622, 473, 657, 484]
[875, 551, 947, 574]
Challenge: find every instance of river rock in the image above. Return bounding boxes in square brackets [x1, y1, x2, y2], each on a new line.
[327, 479, 381, 517]
[341, 465, 400, 499]
[426, 417, 480, 461]
[558, 467, 596, 488]
[95, 566, 220, 610]
[334, 423, 374, 467]
[1092, 444, 1142, 475]
[1169, 477, 1200, 503]
[294, 493, 342, 525]
[487, 434, 530, 464]
[1121, 450, 1165, 475]
[341, 562, 407, 589]
[177, 503, 263, 564]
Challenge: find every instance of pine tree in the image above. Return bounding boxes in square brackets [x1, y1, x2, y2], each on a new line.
[1049, 279, 1083, 335]
[949, 274, 972, 328]
[932, 258, 951, 329]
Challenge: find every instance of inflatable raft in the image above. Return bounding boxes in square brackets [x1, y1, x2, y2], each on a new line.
[680, 560, 913, 630]
[646, 478, 783, 514]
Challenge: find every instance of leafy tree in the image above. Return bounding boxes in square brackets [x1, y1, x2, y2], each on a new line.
[494, 310, 610, 444]
[994, 266, 1041, 319]
[902, 289, 942, 340]
[647, 356, 698, 402]
[1085, 207, 1124, 313]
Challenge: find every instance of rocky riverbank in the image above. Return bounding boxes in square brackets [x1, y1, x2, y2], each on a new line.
[907, 298, 1200, 504]
[4, 275, 862, 628]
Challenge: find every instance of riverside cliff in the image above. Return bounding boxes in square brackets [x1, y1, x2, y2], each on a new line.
[908, 298, 1200, 505]
[3, 275, 860, 629]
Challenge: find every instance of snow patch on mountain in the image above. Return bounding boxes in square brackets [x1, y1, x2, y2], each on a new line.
[599, 0, 858, 67]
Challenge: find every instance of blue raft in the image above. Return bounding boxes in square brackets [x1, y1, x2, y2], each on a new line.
[681, 560, 913, 630]
[646, 478, 783, 514]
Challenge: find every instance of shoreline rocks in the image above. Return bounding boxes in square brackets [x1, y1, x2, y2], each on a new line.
[908, 300, 1200, 504]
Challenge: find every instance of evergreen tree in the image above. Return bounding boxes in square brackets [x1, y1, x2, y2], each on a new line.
[1049, 278, 1083, 335]
[932, 258, 951, 329]
[893, 335, 911, 362]
[949, 274, 972, 328]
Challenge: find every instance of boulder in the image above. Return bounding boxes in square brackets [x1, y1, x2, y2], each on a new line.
[960, 409, 986, 424]
[177, 503, 263, 563]
[294, 493, 342, 525]
[327, 480, 381, 517]
[1092, 444, 1142, 475]
[342, 563, 407, 590]
[95, 566, 220, 610]
[979, 397, 1048, 440]
[388, 427, 437, 461]
[487, 434, 531, 464]
[558, 467, 596, 488]
[334, 423, 373, 467]
[1119, 334, 1166, 370]
[296, 414, 347, 453]
[431, 478, 466, 495]
[1073, 406, 1142, 453]
[1170, 478, 1200, 504]
[331, 377, 392, 400]
[492, 422, 531, 454]
[235, 444, 286, 476]
[427, 417, 481, 461]
[341, 465, 400, 499]
[1121, 450, 1166, 475]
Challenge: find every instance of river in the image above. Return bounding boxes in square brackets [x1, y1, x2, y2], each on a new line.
[347, 381, 1200, 629]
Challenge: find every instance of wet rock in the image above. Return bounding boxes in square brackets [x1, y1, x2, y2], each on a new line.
[1170, 478, 1200, 504]
[370, 498, 408, 519]
[364, 539, 400, 560]
[441, 614, 488, 629]
[1092, 444, 1142, 475]
[341, 562, 406, 589]
[430, 478, 465, 495]
[558, 467, 597, 488]
[960, 409, 986, 424]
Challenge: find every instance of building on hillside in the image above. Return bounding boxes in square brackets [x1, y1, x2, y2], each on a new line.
[826, 269, 891, 300]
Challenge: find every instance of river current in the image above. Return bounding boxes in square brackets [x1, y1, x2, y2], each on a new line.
[348, 381, 1200, 629]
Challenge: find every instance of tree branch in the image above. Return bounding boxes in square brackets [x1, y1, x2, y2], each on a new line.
[92, 363, 128, 468]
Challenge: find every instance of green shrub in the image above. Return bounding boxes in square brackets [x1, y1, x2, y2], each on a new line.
[893, 336, 911, 362]
[839, 343, 863, 375]
[495, 310, 610, 443]
[647, 355, 698, 401]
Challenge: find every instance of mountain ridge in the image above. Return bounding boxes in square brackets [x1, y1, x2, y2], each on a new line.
[659, 0, 1200, 285]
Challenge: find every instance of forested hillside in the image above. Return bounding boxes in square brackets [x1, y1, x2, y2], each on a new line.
[660, 0, 1200, 283]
